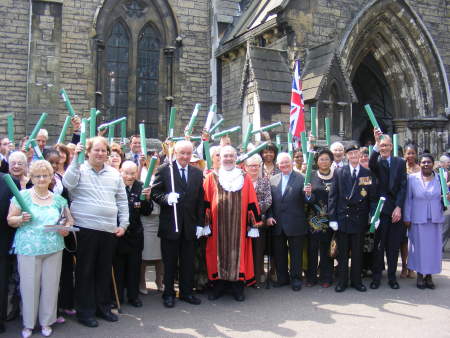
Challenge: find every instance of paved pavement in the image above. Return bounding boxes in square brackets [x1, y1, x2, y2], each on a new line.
[6, 253, 450, 338]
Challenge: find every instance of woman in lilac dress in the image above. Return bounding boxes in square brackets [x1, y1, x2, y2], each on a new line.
[404, 153, 450, 289]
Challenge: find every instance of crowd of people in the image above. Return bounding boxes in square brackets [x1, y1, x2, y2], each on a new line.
[0, 118, 449, 338]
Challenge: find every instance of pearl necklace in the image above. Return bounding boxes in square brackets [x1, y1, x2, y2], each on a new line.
[32, 187, 52, 200]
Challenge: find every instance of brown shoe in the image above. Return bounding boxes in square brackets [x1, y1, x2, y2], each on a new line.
[400, 267, 408, 278]
[407, 269, 416, 279]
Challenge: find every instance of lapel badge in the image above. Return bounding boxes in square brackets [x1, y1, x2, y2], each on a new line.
[360, 188, 367, 197]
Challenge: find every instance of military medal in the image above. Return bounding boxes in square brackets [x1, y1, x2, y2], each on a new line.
[360, 188, 367, 197]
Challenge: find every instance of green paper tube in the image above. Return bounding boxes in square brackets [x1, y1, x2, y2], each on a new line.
[370, 197, 386, 233]
[30, 140, 43, 160]
[57, 116, 71, 144]
[310, 107, 317, 137]
[364, 104, 381, 130]
[78, 118, 87, 164]
[275, 134, 281, 153]
[171, 136, 202, 142]
[393, 134, 398, 157]
[209, 118, 224, 134]
[185, 104, 201, 136]
[7, 115, 14, 143]
[300, 131, 308, 163]
[287, 132, 293, 159]
[237, 141, 269, 164]
[139, 123, 147, 156]
[203, 140, 212, 170]
[89, 109, 97, 138]
[140, 156, 158, 200]
[60, 89, 76, 117]
[168, 107, 176, 138]
[212, 126, 241, 141]
[439, 168, 449, 207]
[120, 119, 126, 140]
[3, 174, 33, 215]
[242, 123, 253, 153]
[204, 104, 216, 131]
[304, 152, 314, 186]
[97, 117, 127, 131]
[325, 117, 331, 147]
[108, 124, 115, 144]
[25, 113, 48, 150]
[251, 121, 283, 135]
[369, 145, 374, 157]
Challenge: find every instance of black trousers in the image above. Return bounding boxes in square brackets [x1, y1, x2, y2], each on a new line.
[75, 228, 117, 319]
[372, 214, 403, 282]
[212, 280, 244, 296]
[58, 249, 75, 309]
[0, 255, 12, 323]
[336, 231, 364, 286]
[272, 231, 305, 283]
[160, 237, 195, 298]
[307, 231, 333, 284]
[113, 243, 142, 302]
[252, 227, 268, 284]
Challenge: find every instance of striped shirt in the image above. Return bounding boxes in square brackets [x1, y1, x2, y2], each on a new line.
[62, 160, 129, 233]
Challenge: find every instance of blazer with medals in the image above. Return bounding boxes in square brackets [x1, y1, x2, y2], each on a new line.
[151, 161, 204, 240]
[369, 150, 406, 216]
[328, 165, 377, 233]
[266, 170, 314, 237]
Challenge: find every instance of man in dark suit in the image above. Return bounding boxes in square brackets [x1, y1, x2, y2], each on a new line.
[369, 129, 407, 289]
[151, 140, 205, 308]
[266, 152, 313, 291]
[328, 145, 377, 292]
[0, 173, 18, 334]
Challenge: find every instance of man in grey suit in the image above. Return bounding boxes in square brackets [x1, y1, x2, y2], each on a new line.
[266, 152, 313, 291]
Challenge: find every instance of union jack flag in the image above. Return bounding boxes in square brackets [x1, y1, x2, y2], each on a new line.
[289, 60, 305, 139]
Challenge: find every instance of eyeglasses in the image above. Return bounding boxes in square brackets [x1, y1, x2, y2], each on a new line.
[32, 175, 50, 180]
[10, 162, 26, 167]
[247, 164, 260, 168]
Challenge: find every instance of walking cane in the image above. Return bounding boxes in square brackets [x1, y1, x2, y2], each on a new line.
[111, 267, 122, 314]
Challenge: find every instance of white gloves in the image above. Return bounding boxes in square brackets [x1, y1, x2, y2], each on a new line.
[370, 217, 381, 230]
[167, 192, 179, 206]
[202, 225, 211, 236]
[329, 221, 338, 231]
[196, 226, 203, 239]
[247, 228, 259, 238]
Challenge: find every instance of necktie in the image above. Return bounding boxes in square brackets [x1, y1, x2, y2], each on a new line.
[352, 168, 357, 183]
[180, 168, 187, 185]
[133, 154, 139, 165]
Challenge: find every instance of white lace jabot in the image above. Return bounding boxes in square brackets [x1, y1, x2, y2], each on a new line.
[218, 167, 244, 192]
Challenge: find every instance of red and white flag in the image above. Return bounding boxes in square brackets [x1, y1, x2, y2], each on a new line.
[289, 60, 305, 139]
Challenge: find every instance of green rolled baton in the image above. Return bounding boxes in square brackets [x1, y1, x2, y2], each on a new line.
[325, 117, 331, 146]
[369, 145, 373, 157]
[88, 108, 100, 138]
[60, 89, 76, 117]
[370, 197, 386, 233]
[139, 123, 147, 156]
[185, 103, 201, 136]
[7, 114, 14, 144]
[242, 123, 253, 153]
[304, 151, 314, 186]
[287, 132, 293, 159]
[78, 118, 87, 164]
[275, 134, 281, 153]
[393, 134, 398, 157]
[364, 104, 381, 130]
[140, 156, 158, 200]
[251, 121, 282, 135]
[97, 116, 127, 131]
[300, 131, 308, 163]
[108, 124, 115, 144]
[120, 119, 127, 144]
[212, 126, 241, 141]
[439, 168, 449, 207]
[57, 116, 72, 144]
[25, 113, 48, 150]
[237, 141, 268, 164]
[30, 139, 44, 160]
[203, 140, 212, 170]
[310, 107, 317, 137]
[3, 174, 33, 215]
[209, 118, 224, 134]
[171, 136, 202, 142]
[204, 104, 216, 131]
[168, 107, 176, 139]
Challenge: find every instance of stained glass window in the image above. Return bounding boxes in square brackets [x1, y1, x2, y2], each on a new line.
[136, 24, 161, 138]
[105, 22, 129, 121]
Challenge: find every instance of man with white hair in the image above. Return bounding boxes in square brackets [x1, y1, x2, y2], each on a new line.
[151, 140, 205, 308]
[32, 129, 49, 161]
[204, 145, 261, 301]
[330, 142, 346, 169]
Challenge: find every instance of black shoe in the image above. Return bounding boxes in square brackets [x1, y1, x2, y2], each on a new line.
[388, 280, 400, 289]
[0, 322, 5, 333]
[370, 280, 380, 289]
[272, 281, 289, 288]
[233, 293, 245, 302]
[163, 295, 175, 308]
[96, 310, 118, 322]
[179, 295, 201, 305]
[351, 283, 367, 292]
[425, 275, 435, 289]
[78, 317, 99, 328]
[335, 284, 347, 293]
[128, 298, 143, 308]
[291, 279, 302, 292]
